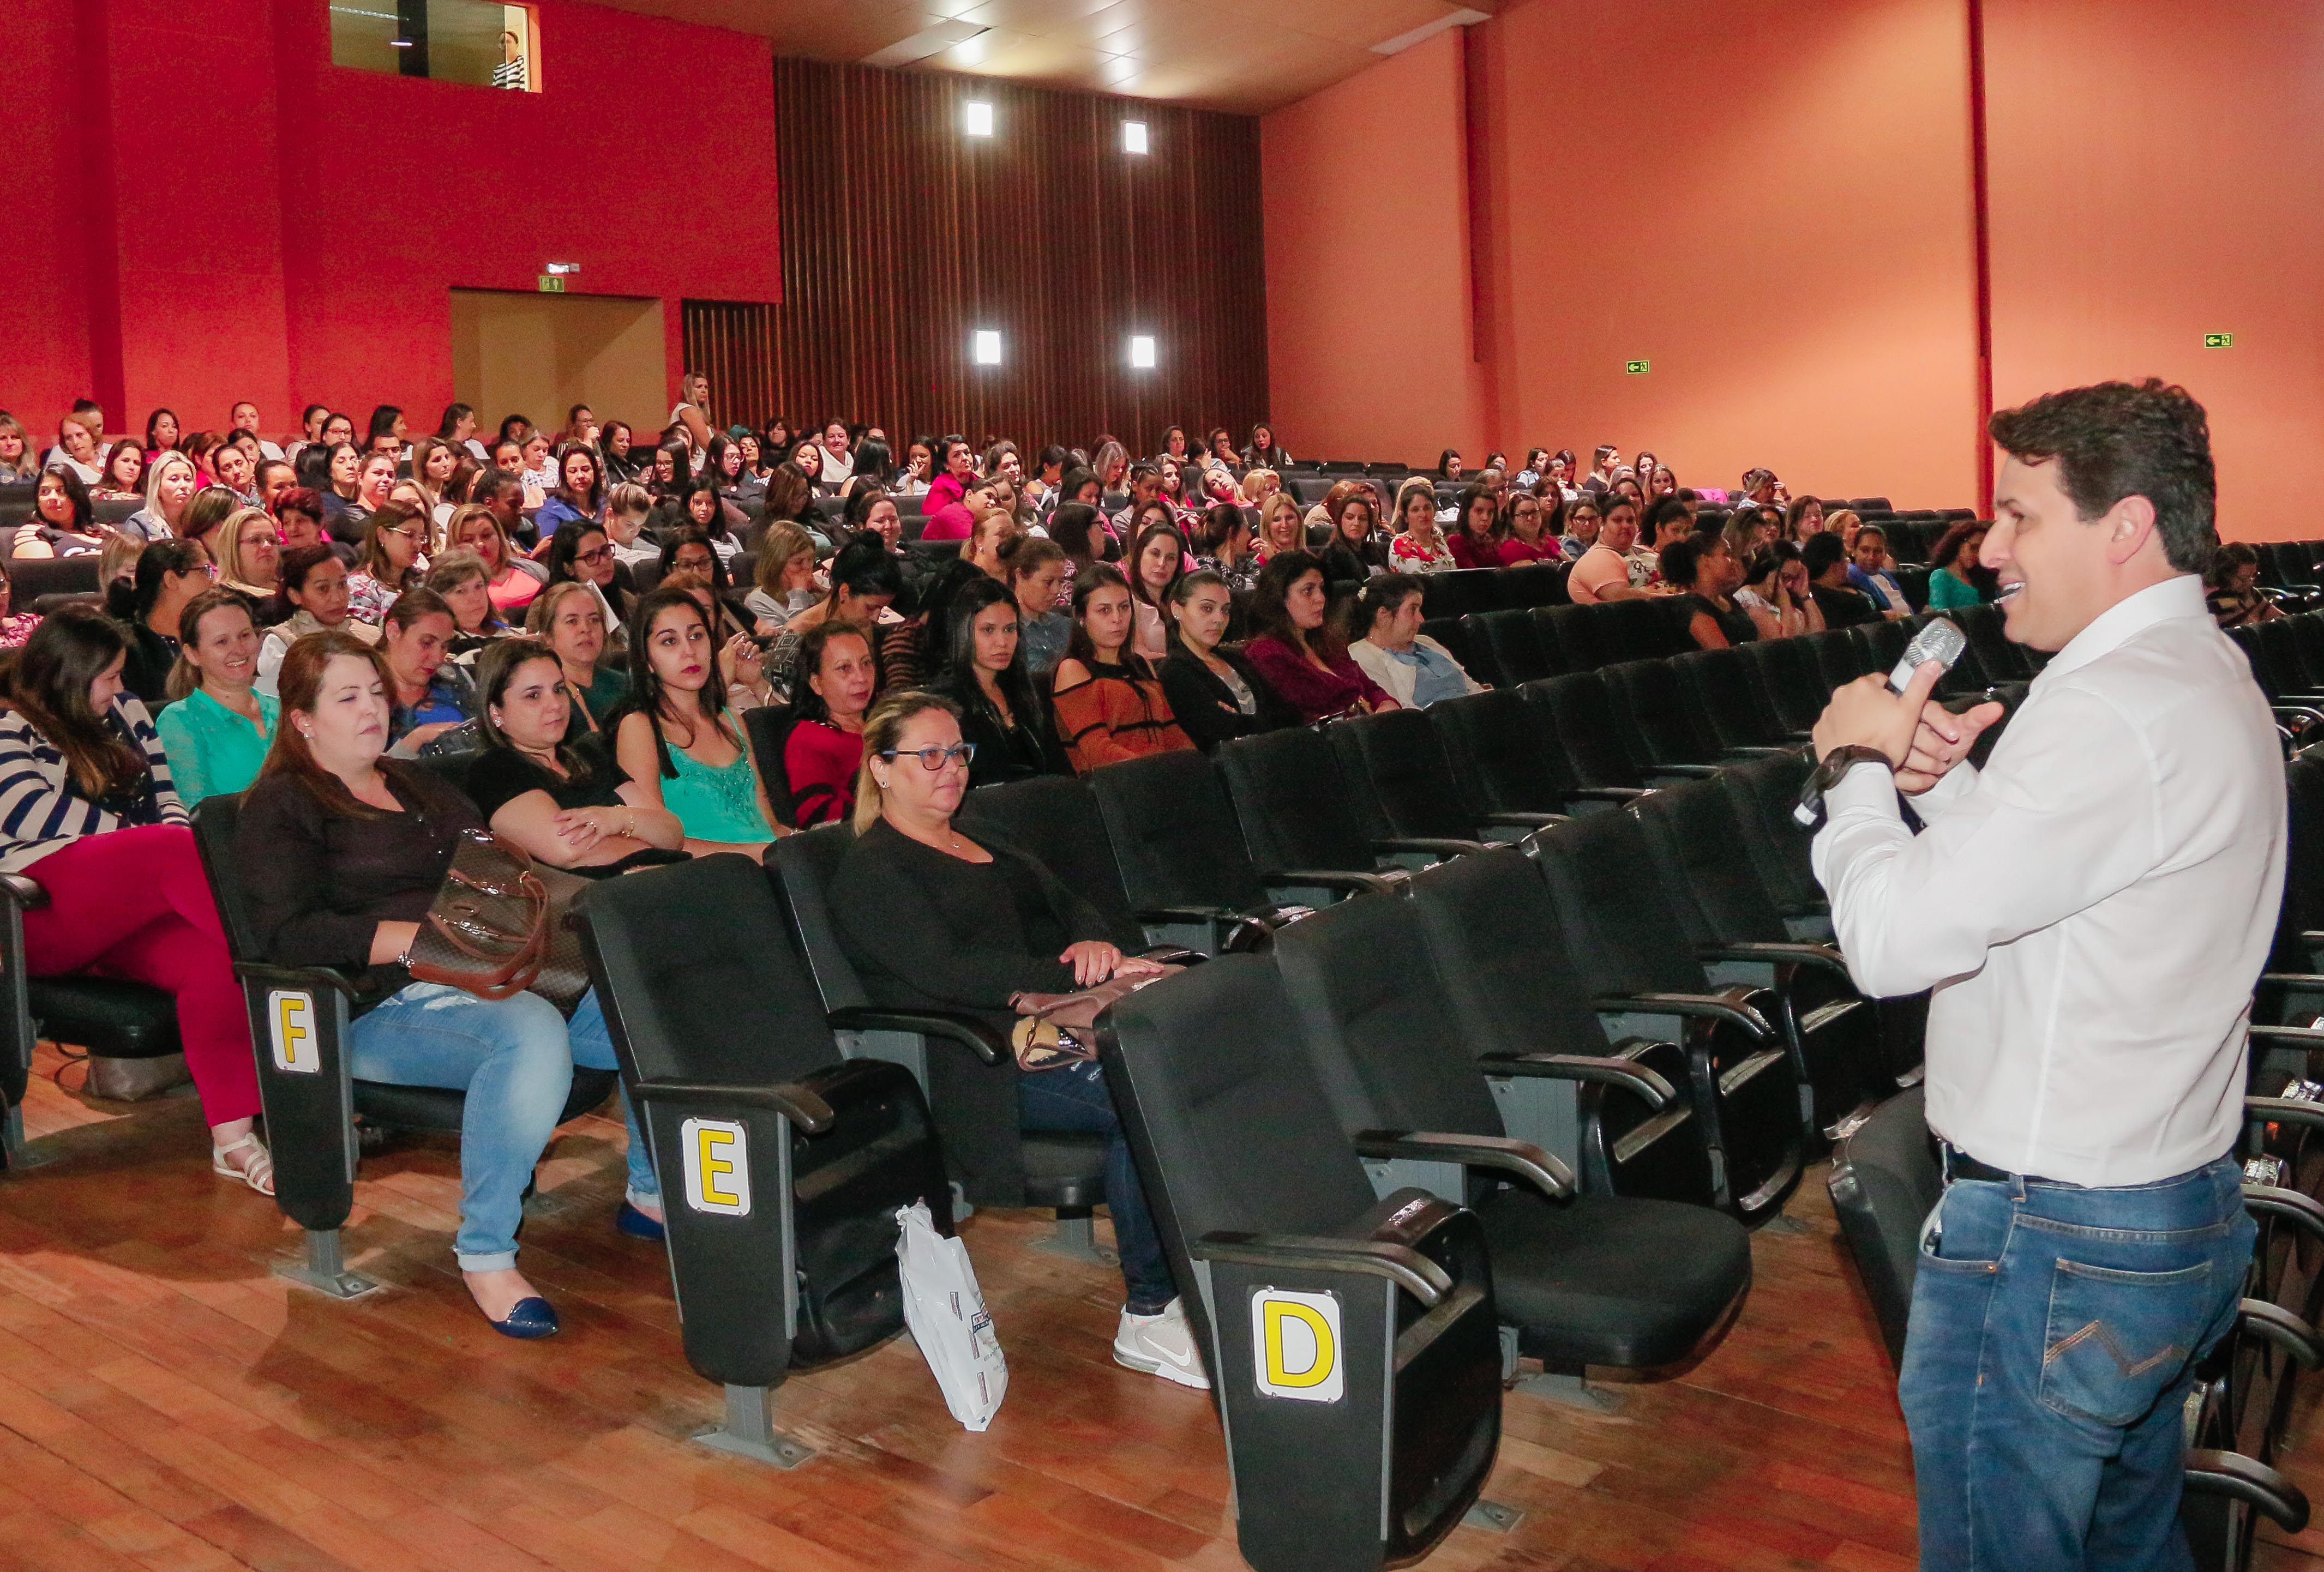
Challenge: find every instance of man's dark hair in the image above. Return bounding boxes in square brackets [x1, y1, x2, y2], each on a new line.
[1987, 378, 2215, 573]
[1801, 531, 1847, 579]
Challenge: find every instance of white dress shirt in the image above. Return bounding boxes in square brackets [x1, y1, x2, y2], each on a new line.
[1811, 575, 2283, 1186]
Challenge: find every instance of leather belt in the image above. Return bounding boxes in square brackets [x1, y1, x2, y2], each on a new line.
[1931, 1135, 2063, 1188]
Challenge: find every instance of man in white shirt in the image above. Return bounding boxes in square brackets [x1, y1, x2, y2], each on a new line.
[1807, 380, 2274, 1571]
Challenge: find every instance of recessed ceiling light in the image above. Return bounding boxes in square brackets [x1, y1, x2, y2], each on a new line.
[1128, 335, 1157, 369]
[973, 329, 1003, 365]
[1122, 121, 1149, 154]
[964, 101, 994, 137]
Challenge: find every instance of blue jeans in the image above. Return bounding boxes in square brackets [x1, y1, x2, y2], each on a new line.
[346, 984, 659, 1271]
[1900, 1154, 2253, 1572]
[1018, 1059, 1176, 1315]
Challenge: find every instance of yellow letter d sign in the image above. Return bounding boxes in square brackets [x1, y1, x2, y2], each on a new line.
[268, 990, 318, 1074]
[1252, 1288, 1342, 1402]
[682, 1118, 752, 1217]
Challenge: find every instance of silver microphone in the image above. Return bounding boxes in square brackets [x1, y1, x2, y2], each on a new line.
[1793, 617, 1968, 828]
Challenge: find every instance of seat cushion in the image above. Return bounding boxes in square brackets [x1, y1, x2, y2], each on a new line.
[28, 977, 181, 1058]
[352, 1067, 617, 1134]
[1020, 1133, 1107, 1210]
[1474, 1187, 1752, 1369]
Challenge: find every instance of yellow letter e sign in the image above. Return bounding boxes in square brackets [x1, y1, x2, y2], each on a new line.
[682, 1118, 751, 1216]
[1252, 1288, 1342, 1402]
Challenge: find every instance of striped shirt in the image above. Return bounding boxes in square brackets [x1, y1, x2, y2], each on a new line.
[0, 701, 187, 873]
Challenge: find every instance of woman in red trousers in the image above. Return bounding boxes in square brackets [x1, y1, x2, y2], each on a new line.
[0, 606, 267, 1191]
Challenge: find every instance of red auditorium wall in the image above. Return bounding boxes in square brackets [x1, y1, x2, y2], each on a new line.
[1983, 0, 2324, 535]
[1261, 31, 1491, 473]
[0, 0, 778, 437]
[1263, 0, 1985, 506]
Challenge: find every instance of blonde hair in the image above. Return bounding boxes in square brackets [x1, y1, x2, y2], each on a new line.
[851, 691, 962, 834]
[220, 505, 277, 587]
[1258, 491, 1305, 551]
[99, 532, 142, 589]
[1239, 467, 1279, 504]
[142, 449, 199, 523]
[754, 522, 818, 597]
[524, 578, 600, 635]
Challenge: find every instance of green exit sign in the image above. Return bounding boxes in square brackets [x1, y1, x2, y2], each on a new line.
[537, 274, 566, 293]
[1624, 359, 1650, 375]
[2205, 332, 2232, 348]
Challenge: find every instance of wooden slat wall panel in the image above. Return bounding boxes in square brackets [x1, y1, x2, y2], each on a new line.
[684, 59, 1268, 459]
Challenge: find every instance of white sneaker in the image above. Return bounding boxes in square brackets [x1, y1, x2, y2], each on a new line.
[1114, 1298, 1211, 1389]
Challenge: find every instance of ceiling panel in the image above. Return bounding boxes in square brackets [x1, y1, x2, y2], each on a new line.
[574, 0, 1494, 113]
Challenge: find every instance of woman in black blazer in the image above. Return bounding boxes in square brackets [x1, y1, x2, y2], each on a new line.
[1156, 570, 1295, 752]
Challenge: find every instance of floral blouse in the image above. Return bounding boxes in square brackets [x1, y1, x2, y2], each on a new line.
[1389, 531, 1458, 573]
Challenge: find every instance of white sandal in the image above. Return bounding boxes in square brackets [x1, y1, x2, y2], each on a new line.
[212, 1133, 275, 1197]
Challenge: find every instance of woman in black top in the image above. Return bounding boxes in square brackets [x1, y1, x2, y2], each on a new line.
[467, 637, 687, 873]
[1157, 570, 1294, 752]
[1658, 535, 1759, 650]
[829, 692, 1204, 1389]
[118, 539, 212, 707]
[934, 577, 1071, 787]
[234, 630, 659, 1340]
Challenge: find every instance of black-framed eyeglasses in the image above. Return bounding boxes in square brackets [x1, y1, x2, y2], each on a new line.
[575, 545, 614, 565]
[880, 742, 976, 770]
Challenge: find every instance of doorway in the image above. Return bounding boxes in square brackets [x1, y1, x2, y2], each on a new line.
[448, 289, 665, 444]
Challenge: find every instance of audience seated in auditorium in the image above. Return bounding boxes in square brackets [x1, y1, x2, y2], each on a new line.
[0, 607, 268, 1191]
[155, 589, 278, 804]
[1320, 488, 1392, 589]
[258, 546, 377, 697]
[0, 414, 35, 483]
[1659, 536, 1758, 649]
[1253, 492, 1307, 567]
[1803, 531, 1880, 629]
[1925, 519, 1996, 610]
[785, 620, 878, 828]
[1786, 496, 1825, 542]
[1242, 550, 1397, 722]
[614, 586, 778, 854]
[1445, 485, 1508, 571]
[1004, 537, 1074, 679]
[1192, 501, 1259, 593]
[448, 504, 545, 617]
[94, 438, 145, 501]
[1052, 564, 1194, 769]
[117, 539, 211, 707]
[1160, 569, 1294, 751]
[523, 581, 627, 736]
[2207, 543, 2281, 629]
[1348, 574, 1486, 704]
[1847, 525, 1913, 618]
[0, 562, 41, 650]
[828, 691, 1205, 1389]
[15, 466, 105, 558]
[1557, 492, 1601, 561]
[1497, 487, 1560, 563]
[938, 578, 1073, 787]
[1642, 496, 1695, 558]
[425, 547, 511, 651]
[1568, 496, 1650, 604]
[237, 629, 654, 1338]
[345, 501, 428, 622]
[124, 450, 199, 544]
[769, 533, 905, 701]
[1734, 543, 1823, 639]
[747, 522, 822, 633]
[540, 519, 634, 635]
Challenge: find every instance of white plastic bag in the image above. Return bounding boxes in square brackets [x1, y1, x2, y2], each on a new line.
[896, 1200, 1008, 1431]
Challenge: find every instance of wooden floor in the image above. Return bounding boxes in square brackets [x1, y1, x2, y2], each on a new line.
[3, 1047, 2322, 1572]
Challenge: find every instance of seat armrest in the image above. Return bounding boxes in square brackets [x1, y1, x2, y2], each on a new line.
[2243, 1181, 2324, 1250]
[1373, 836, 1491, 859]
[1262, 868, 1401, 897]
[629, 1076, 836, 1135]
[1478, 1051, 1677, 1109]
[1354, 1129, 1575, 1200]
[1137, 945, 1203, 967]
[1594, 989, 1772, 1036]
[825, 1005, 1007, 1067]
[1480, 811, 1568, 829]
[0, 874, 46, 911]
[1560, 786, 1650, 804]
[1193, 1230, 1450, 1308]
[2257, 974, 2324, 991]
[1698, 941, 1852, 979]
[2236, 1297, 2324, 1370]
[1646, 764, 1725, 780]
[233, 961, 363, 999]
[2181, 1450, 2310, 1533]
[1137, 904, 1239, 927]
[2248, 1025, 2324, 1048]
[2247, 1093, 2324, 1130]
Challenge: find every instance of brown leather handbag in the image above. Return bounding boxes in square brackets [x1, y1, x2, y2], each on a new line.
[405, 830, 594, 1016]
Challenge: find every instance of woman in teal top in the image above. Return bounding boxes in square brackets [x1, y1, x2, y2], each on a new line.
[613, 586, 778, 852]
[1924, 519, 1993, 611]
[526, 580, 630, 738]
[155, 590, 280, 803]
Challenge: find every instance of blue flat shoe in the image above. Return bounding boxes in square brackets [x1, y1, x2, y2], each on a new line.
[616, 1201, 666, 1242]
[487, 1295, 560, 1340]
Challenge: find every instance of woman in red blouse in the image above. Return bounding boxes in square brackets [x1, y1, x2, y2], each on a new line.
[1240, 550, 1397, 723]
[782, 619, 877, 827]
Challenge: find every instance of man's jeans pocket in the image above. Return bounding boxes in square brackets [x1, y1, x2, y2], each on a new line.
[2037, 1257, 2214, 1428]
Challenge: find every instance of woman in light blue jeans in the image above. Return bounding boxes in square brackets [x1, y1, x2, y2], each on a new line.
[236, 628, 660, 1340]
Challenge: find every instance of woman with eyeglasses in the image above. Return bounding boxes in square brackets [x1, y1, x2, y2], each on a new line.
[345, 501, 428, 622]
[828, 690, 1205, 1390]
[542, 521, 633, 635]
[116, 540, 214, 708]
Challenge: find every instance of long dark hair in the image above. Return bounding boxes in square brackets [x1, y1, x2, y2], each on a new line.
[620, 585, 736, 780]
[543, 521, 611, 586]
[272, 544, 342, 624]
[1250, 549, 1340, 659]
[657, 528, 732, 593]
[37, 463, 94, 533]
[941, 576, 1047, 733]
[259, 629, 398, 818]
[1928, 517, 2001, 595]
[1126, 520, 1185, 613]
[1064, 562, 1155, 679]
[131, 538, 208, 629]
[10, 607, 147, 799]
[790, 618, 873, 727]
[436, 402, 473, 441]
[556, 443, 603, 515]
[473, 635, 604, 785]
